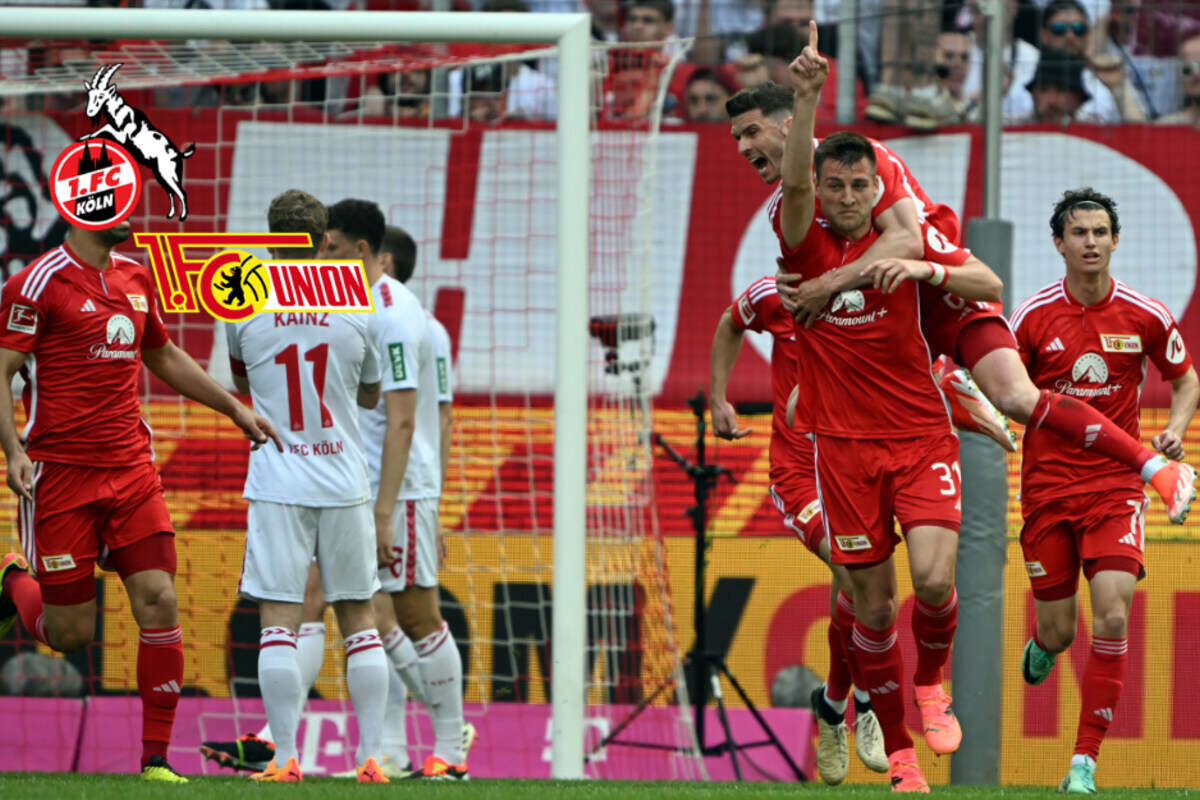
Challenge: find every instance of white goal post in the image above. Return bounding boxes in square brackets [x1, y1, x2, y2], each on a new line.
[0, 6, 592, 779]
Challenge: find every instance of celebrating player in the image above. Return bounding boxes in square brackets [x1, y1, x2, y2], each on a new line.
[0, 219, 280, 783]
[323, 201, 471, 780]
[1010, 189, 1198, 794]
[226, 189, 390, 784]
[769, 24, 961, 791]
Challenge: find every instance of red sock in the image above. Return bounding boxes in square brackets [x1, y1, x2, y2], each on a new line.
[1074, 636, 1127, 759]
[4, 570, 47, 646]
[1032, 390, 1153, 474]
[137, 626, 184, 767]
[825, 618, 853, 703]
[912, 589, 958, 686]
[852, 619, 912, 754]
[834, 591, 866, 690]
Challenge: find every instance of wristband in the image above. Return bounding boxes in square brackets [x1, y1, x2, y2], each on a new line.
[927, 261, 948, 287]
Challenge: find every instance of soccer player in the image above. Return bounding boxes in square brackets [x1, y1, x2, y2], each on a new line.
[0, 218, 281, 783]
[323, 201, 470, 780]
[226, 189, 390, 784]
[771, 25, 961, 791]
[1010, 189, 1199, 795]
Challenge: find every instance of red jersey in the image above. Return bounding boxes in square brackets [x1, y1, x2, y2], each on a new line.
[729, 277, 807, 475]
[1011, 277, 1192, 506]
[915, 222, 1004, 356]
[769, 191, 951, 439]
[0, 244, 170, 466]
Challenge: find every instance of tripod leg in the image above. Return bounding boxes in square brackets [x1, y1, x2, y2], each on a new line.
[588, 676, 675, 758]
[720, 660, 808, 781]
[709, 667, 742, 780]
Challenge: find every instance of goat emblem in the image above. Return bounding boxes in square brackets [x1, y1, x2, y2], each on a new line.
[81, 64, 194, 220]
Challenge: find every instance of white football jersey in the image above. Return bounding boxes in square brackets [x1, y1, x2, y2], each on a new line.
[359, 276, 441, 501]
[227, 311, 381, 507]
[428, 313, 454, 404]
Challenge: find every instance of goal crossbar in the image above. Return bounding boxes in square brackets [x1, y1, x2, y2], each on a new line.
[0, 6, 591, 780]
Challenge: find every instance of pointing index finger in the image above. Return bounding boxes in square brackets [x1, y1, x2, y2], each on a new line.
[808, 19, 818, 51]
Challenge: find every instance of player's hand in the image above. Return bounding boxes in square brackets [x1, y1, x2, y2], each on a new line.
[791, 275, 833, 328]
[374, 509, 394, 567]
[865, 258, 931, 293]
[712, 398, 751, 440]
[775, 259, 803, 314]
[785, 385, 800, 430]
[436, 519, 447, 570]
[1153, 430, 1185, 461]
[6, 449, 33, 502]
[232, 404, 283, 452]
[787, 21, 829, 97]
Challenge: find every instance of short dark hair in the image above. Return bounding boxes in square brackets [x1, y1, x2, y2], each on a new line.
[327, 198, 385, 255]
[725, 81, 793, 120]
[1050, 187, 1120, 238]
[813, 131, 876, 178]
[628, 0, 672, 23]
[382, 225, 417, 283]
[267, 189, 326, 258]
[1042, 0, 1088, 26]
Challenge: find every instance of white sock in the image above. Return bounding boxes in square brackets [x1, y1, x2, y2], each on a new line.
[824, 685, 848, 715]
[383, 626, 428, 706]
[258, 627, 302, 765]
[853, 688, 870, 704]
[296, 621, 326, 710]
[1141, 454, 1169, 482]
[345, 628, 389, 766]
[1071, 753, 1097, 769]
[415, 622, 465, 764]
[382, 663, 410, 766]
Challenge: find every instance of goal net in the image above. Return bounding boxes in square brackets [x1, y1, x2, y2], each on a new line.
[0, 16, 702, 780]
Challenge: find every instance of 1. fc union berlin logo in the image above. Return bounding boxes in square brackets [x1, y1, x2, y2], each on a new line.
[49, 140, 142, 230]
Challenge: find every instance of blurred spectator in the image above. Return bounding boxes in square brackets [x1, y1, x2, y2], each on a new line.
[866, 0, 960, 129]
[1036, 0, 1136, 121]
[461, 62, 506, 124]
[1008, 47, 1097, 123]
[588, 0, 622, 41]
[1093, 0, 1200, 119]
[936, 28, 972, 116]
[1157, 33, 1200, 126]
[603, 48, 664, 120]
[766, 0, 813, 31]
[683, 66, 735, 121]
[738, 21, 865, 120]
[621, 0, 674, 43]
[671, 0, 763, 57]
[963, 0, 1041, 120]
[732, 52, 770, 90]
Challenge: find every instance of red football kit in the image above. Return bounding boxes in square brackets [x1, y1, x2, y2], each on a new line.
[729, 277, 823, 553]
[770, 191, 959, 566]
[0, 243, 175, 599]
[1011, 277, 1192, 599]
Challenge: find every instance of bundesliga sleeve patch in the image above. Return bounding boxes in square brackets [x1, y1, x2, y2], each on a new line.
[388, 342, 407, 381]
[7, 304, 37, 334]
[1167, 329, 1187, 365]
[737, 295, 755, 325]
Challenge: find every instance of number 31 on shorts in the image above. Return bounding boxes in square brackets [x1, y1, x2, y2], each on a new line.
[932, 461, 962, 511]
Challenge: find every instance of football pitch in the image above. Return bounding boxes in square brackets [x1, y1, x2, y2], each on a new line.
[0, 775, 1195, 799]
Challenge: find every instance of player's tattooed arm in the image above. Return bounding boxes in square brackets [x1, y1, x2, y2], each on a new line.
[0, 347, 33, 501]
[1154, 366, 1199, 461]
[142, 342, 282, 452]
[709, 308, 751, 439]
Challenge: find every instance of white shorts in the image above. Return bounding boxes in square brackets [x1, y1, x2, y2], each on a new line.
[379, 497, 439, 593]
[240, 500, 380, 603]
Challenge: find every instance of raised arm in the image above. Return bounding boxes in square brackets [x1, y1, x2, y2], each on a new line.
[710, 308, 750, 439]
[777, 21, 828, 249]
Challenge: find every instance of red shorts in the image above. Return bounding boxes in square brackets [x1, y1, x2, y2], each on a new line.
[1020, 490, 1147, 601]
[923, 297, 1012, 368]
[814, 431, 962, 566]
[769, 438, 823, 555]
[19, 460, 176, 592]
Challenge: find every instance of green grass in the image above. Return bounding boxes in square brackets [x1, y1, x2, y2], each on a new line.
[0, 775, 1195, 800]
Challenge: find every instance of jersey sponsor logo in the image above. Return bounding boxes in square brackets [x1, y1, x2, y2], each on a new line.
[89, 313, 138, 360]
[796, 498, 820, 525]
[1100, 334, 1142, 353]
[437, 357, 449, 395]
[830, 290, 865, 313]
[737, 294, 755, 325]
[132, 233, 375, 323]
[835, 534, 872, 551]
[389, 343, 408, 381]
[820, 288, 888, 327]
[1054, 352, 1123, 398]
[41, 553, 76, 572]
[1025, 561, 1047, 577]
[1167, 328, 1187, 365]
[7, 304, 37, 334]
[49, 140, 142, 230]
[126, 293, 148, 313]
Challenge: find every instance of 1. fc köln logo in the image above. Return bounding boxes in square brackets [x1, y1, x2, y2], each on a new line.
[49, 140, 142, 230]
